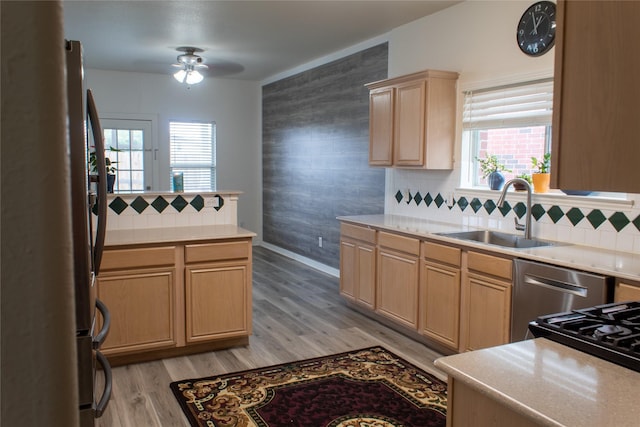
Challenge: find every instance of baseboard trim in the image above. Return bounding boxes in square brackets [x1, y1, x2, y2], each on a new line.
[259, 242, 340, 278]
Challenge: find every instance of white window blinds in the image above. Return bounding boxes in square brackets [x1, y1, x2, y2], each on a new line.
[463, 78, 554, 130]
[169, 121, 216, 191]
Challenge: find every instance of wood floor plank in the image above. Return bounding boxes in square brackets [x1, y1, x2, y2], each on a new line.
[96, 246, 445, 426]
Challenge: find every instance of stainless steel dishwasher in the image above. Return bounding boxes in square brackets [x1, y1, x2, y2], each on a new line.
[511, 259, 613, 342]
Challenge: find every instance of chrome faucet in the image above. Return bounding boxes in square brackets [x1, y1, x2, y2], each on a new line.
[497, 178, 532, 240]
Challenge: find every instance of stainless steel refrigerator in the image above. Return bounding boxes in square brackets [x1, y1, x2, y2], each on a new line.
[65, 39, 112, 425]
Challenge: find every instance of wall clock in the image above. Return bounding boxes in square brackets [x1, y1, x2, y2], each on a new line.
[517, 1, 557, 57]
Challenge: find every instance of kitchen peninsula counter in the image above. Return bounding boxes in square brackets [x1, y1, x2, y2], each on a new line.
[105, 224, 256, 247]
[434, 338, 640, 427]
[337, 214, 640, 282]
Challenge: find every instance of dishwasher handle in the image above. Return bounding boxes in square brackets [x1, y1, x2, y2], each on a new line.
[523, 274, 589, 298]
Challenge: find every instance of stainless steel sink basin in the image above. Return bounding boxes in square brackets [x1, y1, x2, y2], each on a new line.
[437, 230, 556, 249]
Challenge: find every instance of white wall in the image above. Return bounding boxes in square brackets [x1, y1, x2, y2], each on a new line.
[381, 0, 640, 253]
[386, 0, 555, 202]
[85, 69, 263, 241]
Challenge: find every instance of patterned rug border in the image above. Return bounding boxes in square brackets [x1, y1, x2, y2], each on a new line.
[170, 346, 447, 427]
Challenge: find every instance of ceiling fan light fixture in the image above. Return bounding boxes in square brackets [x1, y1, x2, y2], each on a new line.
[172, 46, 207, 85]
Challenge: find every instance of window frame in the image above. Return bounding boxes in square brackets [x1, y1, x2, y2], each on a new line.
[169, 120, 217, 192]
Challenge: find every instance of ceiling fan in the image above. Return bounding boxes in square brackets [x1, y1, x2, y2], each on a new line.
[172, 46, 208, 84]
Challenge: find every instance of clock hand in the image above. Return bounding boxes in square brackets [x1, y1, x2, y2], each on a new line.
[530, 11, 539, 35]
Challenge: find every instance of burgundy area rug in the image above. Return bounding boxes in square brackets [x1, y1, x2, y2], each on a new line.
[170, 346, 447, 427]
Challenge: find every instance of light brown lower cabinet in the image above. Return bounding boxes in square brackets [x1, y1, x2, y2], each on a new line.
[459, 251, 512, 352]
[339, 223, 377, 310]
[97, 238, 252, 361]
[419, 241, 461, 350]
[447, 379, 540, 427]
[185, 241, 252, 342]
[376, 231, 420, 329]
[614, 278, 640, 302]
[338, 224, 514, 354]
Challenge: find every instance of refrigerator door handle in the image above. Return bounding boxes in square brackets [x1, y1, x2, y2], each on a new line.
[87, 89, 107, 276]
[94, 349, 112, 418]
[94, 298, 110, 349]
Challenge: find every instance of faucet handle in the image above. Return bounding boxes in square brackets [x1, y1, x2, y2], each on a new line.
[514, 217, 525, 231]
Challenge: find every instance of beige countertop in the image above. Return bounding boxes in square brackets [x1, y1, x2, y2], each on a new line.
[105, 224, 256, 247]
[434, 338, 640, 427]
[337, 214, 640, 282]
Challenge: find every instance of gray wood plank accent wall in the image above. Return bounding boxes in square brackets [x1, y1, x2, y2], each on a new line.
[262, 43, 387, 268]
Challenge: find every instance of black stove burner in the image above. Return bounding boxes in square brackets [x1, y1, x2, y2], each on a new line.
[592, 324, 633, 340]
[529, 301, 640, 373]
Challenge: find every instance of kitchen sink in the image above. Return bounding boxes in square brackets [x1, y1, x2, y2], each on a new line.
[437, 230, 556, 249]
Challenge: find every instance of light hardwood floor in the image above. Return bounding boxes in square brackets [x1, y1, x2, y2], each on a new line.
[97, 246, 446, 426]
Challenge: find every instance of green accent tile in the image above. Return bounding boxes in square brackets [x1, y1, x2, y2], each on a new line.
[414, 191, 423, 205]
[609, 212, 630, 232]
[171, 195, 188, 212]
[470, 198, 482, 213]
[434, 193, 444, 208]
[497, 200, 511, 217]
[190, 195, 205, 212]
[395, 190, 403, 203]
[566, 207, 585, 226]
[108, 197, 128, 215]
[586, 209, 607, 229]
[130, 196, 149, 214]
[546, 205, 564, 224]
[531, 204, 546, 221]
[424, 193, 433, 206]
[513, 202, 526, 219]
[633, 214, 640, 232]
[151, 196, 169, 213]
[484, 199, 496, 214]
[214, 195, 225, 211]
[457, 197, 469, 211]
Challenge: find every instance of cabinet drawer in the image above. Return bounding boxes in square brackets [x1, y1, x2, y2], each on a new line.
[341, 223, 376, 244]
[101, 246, 176, 271]
[185, 241, 250, 264]
[378, 231, 420, 256]
[422, 241, 461, 267]
[467, 251, 512, 281]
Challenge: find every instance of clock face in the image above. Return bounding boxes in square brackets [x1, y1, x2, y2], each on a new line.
[517, 1, 557, 56]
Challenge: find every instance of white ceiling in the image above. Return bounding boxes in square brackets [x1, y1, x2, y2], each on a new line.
[62, 1, 461, 81]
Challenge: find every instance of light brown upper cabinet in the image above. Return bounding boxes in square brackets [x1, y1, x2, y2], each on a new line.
[366, 70, 459, 169]
[552, 0, 640, 193]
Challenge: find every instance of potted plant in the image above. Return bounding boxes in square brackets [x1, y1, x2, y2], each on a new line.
[531, 152, 551, 193]
[477, 154, 512, 190]
[89, 148, 119, 193]
[514, 173, 532, 191]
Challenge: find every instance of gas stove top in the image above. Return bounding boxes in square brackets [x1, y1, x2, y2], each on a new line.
[528, 301, 640, 372]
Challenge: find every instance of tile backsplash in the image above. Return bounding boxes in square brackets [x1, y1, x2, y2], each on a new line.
[101, 192, 239, 230]
[389, 189, 640, 253]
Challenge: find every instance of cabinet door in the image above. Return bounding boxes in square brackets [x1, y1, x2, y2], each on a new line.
[97, 268, 177, 355]
[614, 281, 640, 303]
[339, 238, 357, 301]
[552, 0, 640, 192]
[185, 262, 250, 343]
[356, 243, 376, 309]
[420, 261, 461, 349]
[369, 87, 394, 166]
[460, 272, 512, 352]
[376, 248, 419, 329]
[394, 80, 426, 166]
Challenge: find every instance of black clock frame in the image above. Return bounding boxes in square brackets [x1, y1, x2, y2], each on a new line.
[517, 1, 557, 57]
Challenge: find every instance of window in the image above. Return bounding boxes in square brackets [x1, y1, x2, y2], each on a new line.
[169, 121, 216, 191]
[461, 78, 553, 188]
[102, 119, 152, 193]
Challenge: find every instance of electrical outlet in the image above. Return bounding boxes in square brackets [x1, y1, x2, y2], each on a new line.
[318, 237, 323, 248]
